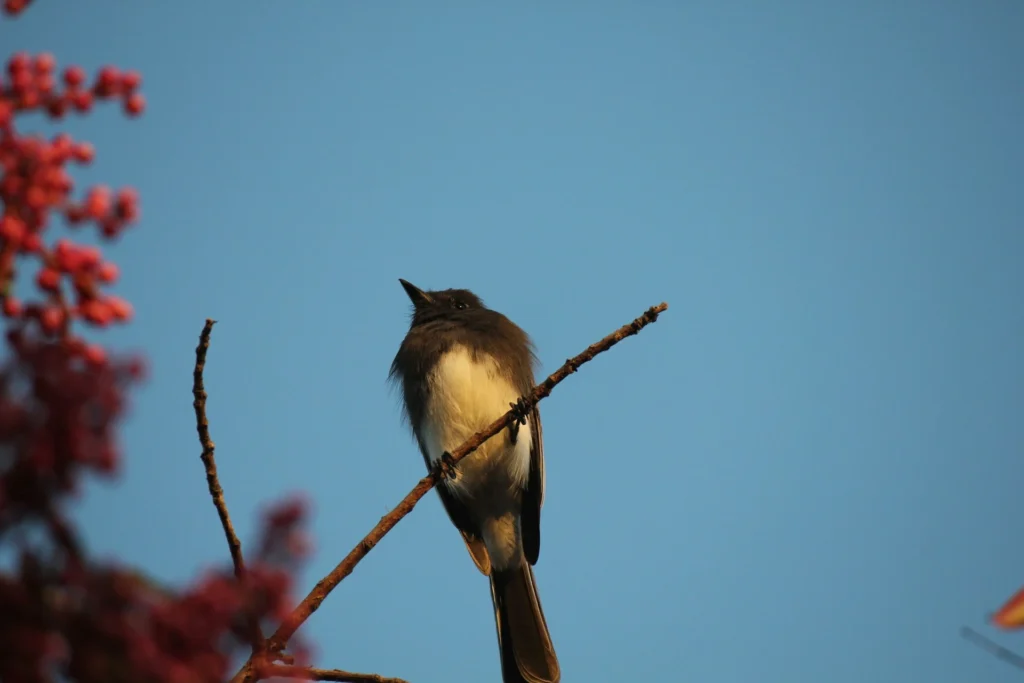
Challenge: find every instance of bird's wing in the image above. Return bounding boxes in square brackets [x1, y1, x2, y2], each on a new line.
[521, 406, 544, 566]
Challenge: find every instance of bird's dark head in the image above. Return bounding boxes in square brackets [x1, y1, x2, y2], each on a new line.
[398, 279, 487, 325]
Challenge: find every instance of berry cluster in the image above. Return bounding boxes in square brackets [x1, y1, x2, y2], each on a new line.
[2, 52, 146, 121]
[2, 52, 143, 363]
[0, 498, 311, 683]
[1, 7, 312, 683]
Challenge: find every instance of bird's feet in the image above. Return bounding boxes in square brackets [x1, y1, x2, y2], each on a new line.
[508, 397, 531, 444]
[436, 451, 459, 481]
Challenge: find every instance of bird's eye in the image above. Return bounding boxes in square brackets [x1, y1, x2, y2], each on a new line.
[449, 297, 468, 310]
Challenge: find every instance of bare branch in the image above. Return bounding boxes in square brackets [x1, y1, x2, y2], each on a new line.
[193, 318, 263, 652]
[261, 665, 409, 683]
[232, 301, 669, 681]
[194, 318, 246, 576]
[961, 625, 1024, 669]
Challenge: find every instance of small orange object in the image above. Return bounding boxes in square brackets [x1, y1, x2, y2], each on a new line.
[992, 586, 1024, 629]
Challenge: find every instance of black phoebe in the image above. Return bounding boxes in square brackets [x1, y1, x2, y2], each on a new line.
[389, 279, 560, 683]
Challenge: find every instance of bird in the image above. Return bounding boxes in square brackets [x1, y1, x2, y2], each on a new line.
[389, 279, 560, 683]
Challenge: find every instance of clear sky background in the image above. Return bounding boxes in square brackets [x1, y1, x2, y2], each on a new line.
[8, 2, 1024, 682]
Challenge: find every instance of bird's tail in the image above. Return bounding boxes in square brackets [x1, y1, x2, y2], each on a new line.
[490, 562, 560, 683]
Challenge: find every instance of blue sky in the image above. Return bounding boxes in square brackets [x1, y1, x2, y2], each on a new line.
[8, 2, 1024, 681]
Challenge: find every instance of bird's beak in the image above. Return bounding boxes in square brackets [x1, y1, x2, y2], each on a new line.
[398, 279, 433, 307]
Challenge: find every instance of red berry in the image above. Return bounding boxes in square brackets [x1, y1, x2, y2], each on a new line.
[4, 0, 30, 16]
[36, 268, 61, 291]
[19, 90, 39, 108]
[65, 205, 87, 224]
[34, 53, 55, 75]
[124, 93, 145, 117]
[0, 214, 25, 242]
[80, 246, 101, 269]
[108, 297, 133, 321]
[22, 233, 42, 252]
[81, 299, 111, 325]
[115, 188, 139, 221]
[95, 66, 121, 96]
[36, 74, 55, 94]
[50, 133, 73, 158]
[71, 142, 94, 164]
[2, 297, 21, 318]
[97, 262, 119, 283]
[54, 241, 81, 272]
[70, 90, 93, 112]
[39, 306, 63, 334]
[46, 97, 68, 119]
[84, 186, 111, 218]
[63, 65, 86, 88]
[10, 69, 31, 93]
[7, 52, 29, 76]
[25, 186, 46, 210]
[121, 70, 142, 91]
[83, 344, 107, 367]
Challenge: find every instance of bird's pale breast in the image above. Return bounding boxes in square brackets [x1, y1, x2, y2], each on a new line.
[420, 345, 532, 498]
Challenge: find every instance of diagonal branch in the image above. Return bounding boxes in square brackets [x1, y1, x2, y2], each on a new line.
[231, 301, 669, 682]
[260, 665, 409, 683]
[961, 625, 1024, 669]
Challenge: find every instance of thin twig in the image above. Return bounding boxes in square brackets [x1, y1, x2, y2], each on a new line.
[194, 319, 246, 576]
[261, 665, 409, 683]
[193, 318, 263, 652]
[231, 301, 669, 682]
[961, 625, 1024, 669]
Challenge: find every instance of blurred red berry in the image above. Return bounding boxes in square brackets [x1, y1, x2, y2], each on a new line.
[63, 64, 86, 88]
[97, 262, 119, 283]
[25, 186, 46, 210]
[83, 343, 107, 367]
[33, 53, 55, 74]
[95, 65, 121, 97]
[7, 52, 30, 75]
[36, 74, 54, 93]
[39, 305, 63, 333]
[70, 89, 93, 112]
[71, 142, 95, 163]
[0, 214, 25, 243]
[3, 0, 31, 15]
[65, 205, 87, 224]
[108, 297, 133, 321]
[19, 89, 39, 108]
[80, 245, 101, 269]
[84, 186, 111, 218]
[115, 187, 139, 221]
[36, 268, 60, 291]
[81, 299, 112, 325]
[121, 70, 142, 91]
[2, 297, 21, 318]
[46, 97, 68, 119]
[22, 233, 42, 252]
[124, 93, 145, 117]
